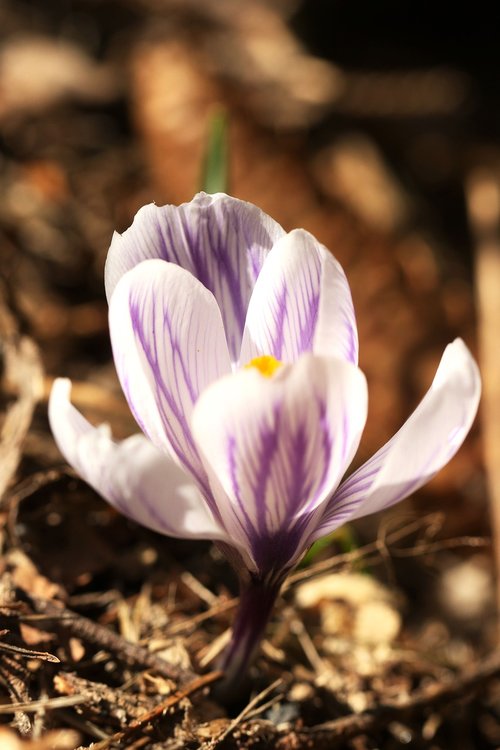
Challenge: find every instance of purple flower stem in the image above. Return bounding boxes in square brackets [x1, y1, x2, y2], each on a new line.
[217, 576, 282, 696]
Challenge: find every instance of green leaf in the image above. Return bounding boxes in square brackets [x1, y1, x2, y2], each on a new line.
[300, 525, 360, 568]
[200, 108, 229, 194]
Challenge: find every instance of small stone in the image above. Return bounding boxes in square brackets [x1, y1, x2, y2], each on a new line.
[439, 556, 493, 621]
[348, 690, 369, 713]
[155, 639, 192, 671]
[320, 602, 350, 635]
[295, 572, 395, 609]
[288, 682, 314, 702]
[354, 601, 401, 645]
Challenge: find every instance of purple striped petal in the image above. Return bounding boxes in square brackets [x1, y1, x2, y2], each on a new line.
[49, 379, 229, 542]
[105, 193, 285, 362]
[109, 259, 232, 501]
[313, 339, 481, 539]
[239, 229, 358, 367]
[191, 354, 367, 576]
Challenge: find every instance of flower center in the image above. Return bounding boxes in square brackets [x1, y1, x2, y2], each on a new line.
[245, 355, 282, 378]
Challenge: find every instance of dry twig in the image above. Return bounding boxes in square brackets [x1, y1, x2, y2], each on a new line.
[0, 637, 59, 663]
[287, 514, 488, 587]
[22, 595, 197, 683]
[202, 677, 284, 749]
[0, 694, 88, 715]
[54, 672, 157, 728]
[0, 288, 43, 503]
[278, 649, 500, 748]
[77, 670, 222, 750]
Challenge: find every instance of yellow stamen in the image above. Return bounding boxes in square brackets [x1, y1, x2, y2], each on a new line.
[245, 355, 282, 378]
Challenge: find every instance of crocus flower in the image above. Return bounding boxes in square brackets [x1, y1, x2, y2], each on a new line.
[49, 192, 480, 688]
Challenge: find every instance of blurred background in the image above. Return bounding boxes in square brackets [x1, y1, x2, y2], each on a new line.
[0, 0, 499, 736]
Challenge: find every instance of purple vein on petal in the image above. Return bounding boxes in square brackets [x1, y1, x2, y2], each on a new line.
[251, 241, 323, 363]
[333, 389, 470, 517]
[334, 465, 381, 500]
[137, 199, 272, 363]
[128, 292, 212, 501]
[227, 433, 256, 540]
[342, 309, 357, 365]
[137, 485, 196, 536]
[107, 483, 174, 537]
[251, 524, 306, 581]
[267, 285, 288, 360]
[297, 258, 321, 353]
[312, 438, 392, 534]
[299, 395, 335, 516]
[224, 390, 339, 573]
[251, 406, 281, 537]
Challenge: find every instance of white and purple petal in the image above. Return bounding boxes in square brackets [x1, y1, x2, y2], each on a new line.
[313, 339, 481, 539]
[48, 379, 229, 542]
[109, 258, 232, 501]
[240, 229, 358, 367]
[105, 193, 286, 362]
[191, 354, 368, 575]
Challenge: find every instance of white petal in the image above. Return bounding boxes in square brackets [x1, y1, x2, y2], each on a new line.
[109, 259, 231, 500]
[105, 193, 285, 362]
[314, 339, 481, 538]
[48, 379, 228, 541]
[240, 229, 358, 366]
[191, 354, 367, 575]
